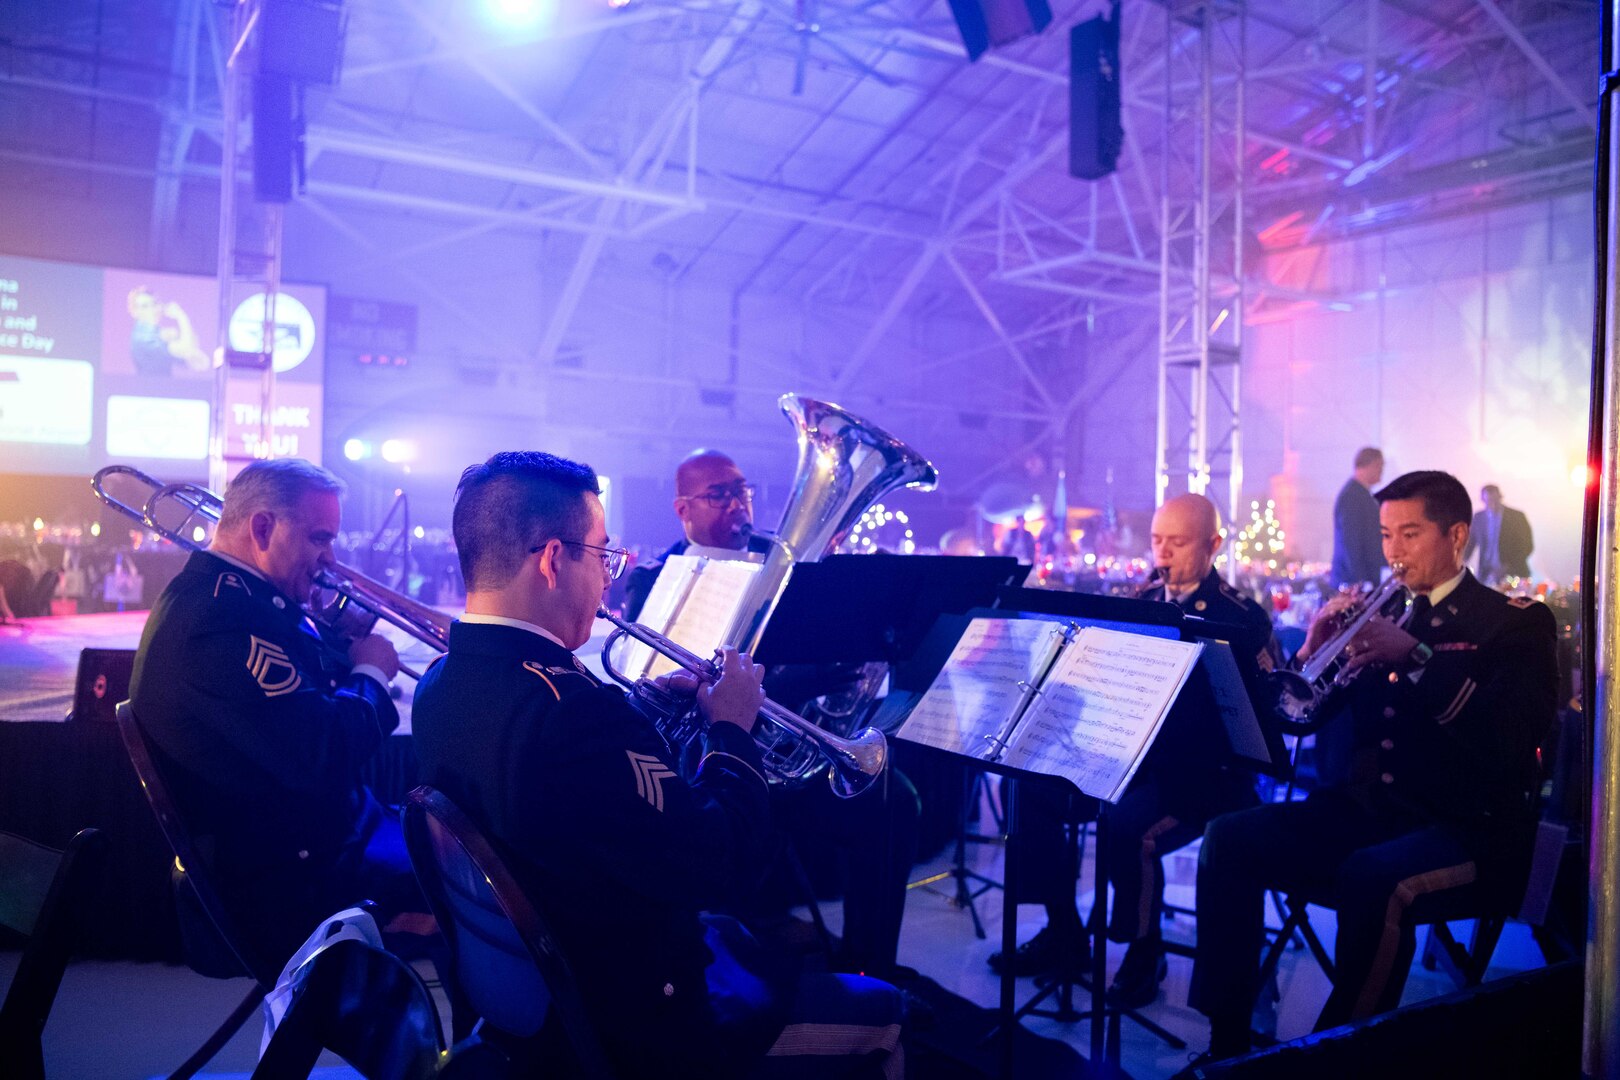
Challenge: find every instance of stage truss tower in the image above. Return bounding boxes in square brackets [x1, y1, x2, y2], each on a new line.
[1156, 0, 1246, 538]
[210, 0, 283, 493]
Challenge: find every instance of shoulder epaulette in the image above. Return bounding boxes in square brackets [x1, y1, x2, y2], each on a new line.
[1506, 596, 1540, 609]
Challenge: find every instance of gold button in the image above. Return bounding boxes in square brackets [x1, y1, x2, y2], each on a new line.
[663, 983, 675, 997]
[1380, 773, 1394, 784]
[1387, 672, 1400, 684]
[297, 850, 309, 859]
[1383, 707, 1396, 719]
[1381, 739, 1394, 750]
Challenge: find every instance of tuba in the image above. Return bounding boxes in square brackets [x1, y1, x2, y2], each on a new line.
[1264, 566, 1412, 735]
[91, 465, 450, 679]
[597, 607, 888, 797]
[726, 394, 940, 654]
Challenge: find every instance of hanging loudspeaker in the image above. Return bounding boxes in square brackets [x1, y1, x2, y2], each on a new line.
[947, 0, 1053, 62]
[1069, 6, 1123, 180]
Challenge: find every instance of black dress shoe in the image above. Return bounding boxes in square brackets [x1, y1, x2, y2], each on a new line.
[1106, 940, 1168, 1009]
[987, 925, 1091, 976]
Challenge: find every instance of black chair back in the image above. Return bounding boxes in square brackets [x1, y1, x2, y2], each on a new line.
[114, 700, 271, 985]
[402, 786, 614, 1079]
[0, 827, 106, 1080]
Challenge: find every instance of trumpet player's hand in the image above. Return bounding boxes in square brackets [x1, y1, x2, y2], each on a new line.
[349, 633, 401, 682]
[652, 670, 702, 698]
[1343, 619, 1419, 672]
[697, 648, 765, 733]
[1299, 594, 1362, 661]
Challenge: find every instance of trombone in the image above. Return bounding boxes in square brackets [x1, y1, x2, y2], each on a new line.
[91, 465, 451, 680]
[597, 606, 888, 798]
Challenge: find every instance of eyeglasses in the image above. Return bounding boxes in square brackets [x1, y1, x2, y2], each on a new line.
[530, 540, 630, 580]
[680, 483, 756, 509]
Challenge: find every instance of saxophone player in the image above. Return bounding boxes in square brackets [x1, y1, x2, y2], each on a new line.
[412, 451, 904, 1079]
[1192, 470, 1557, 1059]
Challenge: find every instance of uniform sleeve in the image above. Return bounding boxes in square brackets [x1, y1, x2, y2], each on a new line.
[1402, 601, 1556, 804]
[177, 607, 398, 794]
[514, 683, 773, 910]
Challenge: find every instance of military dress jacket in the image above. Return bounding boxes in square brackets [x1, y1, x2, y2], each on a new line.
[1342, 570, 1557, 839]
[1134, 568, 1279, 816]
[411, 620, 785, 1076]
[129, 550, 399, 968]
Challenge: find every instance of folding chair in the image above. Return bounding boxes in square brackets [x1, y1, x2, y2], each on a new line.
[0, 827, 106, 1080]
[115, 700, 275, 1080]
[253, 936, 505, 1079]
[402, 786, 616, 1080]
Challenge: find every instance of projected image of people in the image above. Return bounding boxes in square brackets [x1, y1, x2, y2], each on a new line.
[127, 286, 210, 375]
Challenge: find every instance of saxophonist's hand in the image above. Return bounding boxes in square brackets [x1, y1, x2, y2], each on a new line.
[698, 648, 766, 733]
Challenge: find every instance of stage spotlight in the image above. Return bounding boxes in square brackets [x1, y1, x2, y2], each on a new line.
[380, 438, 416, 464]
[413, 526, 426, 539]
[485, 0, 549, 27]
[343, 438, 371, 461]
[90, 523, 101, 538]
[192, 526, 207, 543]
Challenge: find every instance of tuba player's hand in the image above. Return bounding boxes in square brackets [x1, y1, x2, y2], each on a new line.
[697, 648, 765, 733]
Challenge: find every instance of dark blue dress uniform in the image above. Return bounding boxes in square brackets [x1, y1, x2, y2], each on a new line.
[129, 550, 401, 977]
[1100, 569, 1277, 943]
[1194, 570, 1558, 1036]
[411, 620, 793, 1079]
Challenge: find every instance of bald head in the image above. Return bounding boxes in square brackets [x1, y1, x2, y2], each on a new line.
[1150, 494, 1222, 589]
[674, 449, 754, 549]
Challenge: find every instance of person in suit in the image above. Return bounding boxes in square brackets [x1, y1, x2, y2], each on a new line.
[412, 451, 904, 1079]
[1330, 447, 1386, 590]
[128, 458, 424, 976]
[1193, 470, 1557, 1060]
[1465, 483, 1534, 582]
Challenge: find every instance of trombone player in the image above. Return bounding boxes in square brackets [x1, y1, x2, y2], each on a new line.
[1192, 470, 1557, 1059]
[411, 451, 904, 1079]
[129, 458, 425, 974]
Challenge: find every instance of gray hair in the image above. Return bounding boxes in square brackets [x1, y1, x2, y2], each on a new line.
[216, 458, 345, 531]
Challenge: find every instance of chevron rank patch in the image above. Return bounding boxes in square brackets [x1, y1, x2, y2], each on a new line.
[627, 751, 676, 812]
[246, 636, 301, 697]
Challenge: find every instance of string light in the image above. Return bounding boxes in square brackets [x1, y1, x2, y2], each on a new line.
[845, 503, 916, 554]
[1236, 499, 1286, 566]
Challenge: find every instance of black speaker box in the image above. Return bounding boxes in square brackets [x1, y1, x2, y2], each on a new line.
[260, 0, 346, 86]
[70, 648, 136, 723]
[1069, 10, 1123, 180]
[947, 0, 1052, 62]
[253, 72, 294, 204]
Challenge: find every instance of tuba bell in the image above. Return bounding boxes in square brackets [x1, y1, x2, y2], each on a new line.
[725, 393, 940, 654]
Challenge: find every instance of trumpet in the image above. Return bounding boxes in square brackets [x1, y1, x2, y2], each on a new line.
[1265, 566, 1413, 735]
[91, 465, 449, 680]
[596, 606, 888, 798]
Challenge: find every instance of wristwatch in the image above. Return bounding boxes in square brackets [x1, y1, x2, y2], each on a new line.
[1407, 641, 1433, 667]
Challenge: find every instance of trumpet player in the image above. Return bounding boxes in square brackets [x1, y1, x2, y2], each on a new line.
[412, 451, 904, 1080]
[1192, 470, 1557, 1060]
[129, 458, 424, 974]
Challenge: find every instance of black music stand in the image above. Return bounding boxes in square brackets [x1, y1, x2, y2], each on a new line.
[890, 602, 1275, 1076]
[754, 555, 1024, 667]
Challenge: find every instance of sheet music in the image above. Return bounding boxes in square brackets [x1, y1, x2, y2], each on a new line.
[617, 555, 703, 680]
[1002, 627, 1202, 803]
[649, 558, 762, 678]
[896, 617, 1067, 758]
